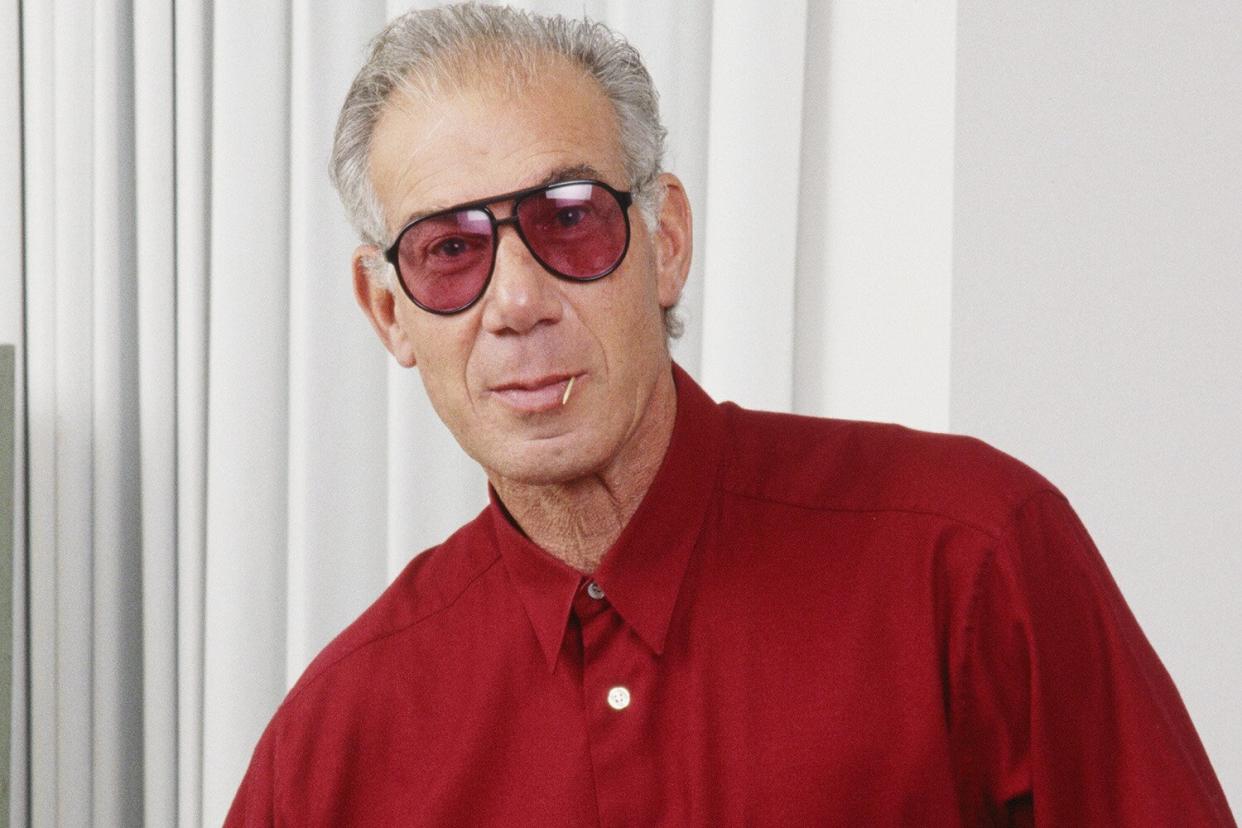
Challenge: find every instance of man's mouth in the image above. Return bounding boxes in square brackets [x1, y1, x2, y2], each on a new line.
[489, 374, 580, 413]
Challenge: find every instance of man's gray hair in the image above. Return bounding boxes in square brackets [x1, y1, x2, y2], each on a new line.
[330, 3, 671, 290]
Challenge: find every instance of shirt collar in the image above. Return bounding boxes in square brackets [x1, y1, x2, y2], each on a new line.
[487, 362, 726, 672]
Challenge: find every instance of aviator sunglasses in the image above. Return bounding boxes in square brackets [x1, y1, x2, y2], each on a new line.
[383, 178, 635, 314]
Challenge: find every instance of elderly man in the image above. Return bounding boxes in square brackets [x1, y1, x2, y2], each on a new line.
[227, 4, 1233, 826]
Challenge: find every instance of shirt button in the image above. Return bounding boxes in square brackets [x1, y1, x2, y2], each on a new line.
[587, 581, 606, 600]
[607, 686, 631, 710]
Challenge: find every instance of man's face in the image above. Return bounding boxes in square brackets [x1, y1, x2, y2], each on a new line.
[358, 59, 689, 486]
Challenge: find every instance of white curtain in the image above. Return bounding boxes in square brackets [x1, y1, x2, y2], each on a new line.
[2, 0, 961, 824]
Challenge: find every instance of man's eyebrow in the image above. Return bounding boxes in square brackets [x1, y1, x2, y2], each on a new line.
[534, 163, 605, 187]
[393, 163, 608, 231]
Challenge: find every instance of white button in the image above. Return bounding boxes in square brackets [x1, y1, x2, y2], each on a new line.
[587, 581, 605, 600]
[607, 686, 631, 710]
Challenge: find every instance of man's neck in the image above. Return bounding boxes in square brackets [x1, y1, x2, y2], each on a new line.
[489, 370, 679, 574]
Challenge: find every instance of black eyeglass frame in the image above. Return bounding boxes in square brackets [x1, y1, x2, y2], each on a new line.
[382, 178, 635, 315]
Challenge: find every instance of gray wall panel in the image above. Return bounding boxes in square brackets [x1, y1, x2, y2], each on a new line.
[952, 1, 1242, 806]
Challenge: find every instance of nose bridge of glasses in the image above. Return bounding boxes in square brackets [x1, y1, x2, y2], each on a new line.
[493, 212, 522, 232]
[490, 200, 550, 273]
[491, 209, 543, 275]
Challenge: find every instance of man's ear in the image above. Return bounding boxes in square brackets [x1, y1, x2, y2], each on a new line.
[651, 173, 693, 309]
[353, 246, 418, 367]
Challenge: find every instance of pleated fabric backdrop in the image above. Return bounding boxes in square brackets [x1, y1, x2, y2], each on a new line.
[1, 0, 957, 824]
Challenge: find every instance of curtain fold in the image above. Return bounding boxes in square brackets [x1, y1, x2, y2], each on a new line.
[285, 0, 400, 692]
[90, 0, 144, 824]
[6, 2, 962, 824]
[24, 0, 88, 824]
[134, 0, 178, 824]
[700, 1, 808, 412]
[200, 2, 292, 821]
[173, 2, 212, 826]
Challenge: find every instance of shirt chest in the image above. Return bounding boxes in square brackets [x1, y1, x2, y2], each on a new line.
[278, 543, 972, 827]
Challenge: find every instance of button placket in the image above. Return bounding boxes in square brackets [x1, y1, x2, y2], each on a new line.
[572, 586, 660, 825]
[575, 582, 631, 713]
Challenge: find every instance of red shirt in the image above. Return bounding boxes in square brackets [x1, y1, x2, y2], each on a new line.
[227, 365, 1234, 826]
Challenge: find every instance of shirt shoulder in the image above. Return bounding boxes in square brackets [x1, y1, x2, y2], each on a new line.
[719, 402, 1059, 538]
[280, 508, 501, 707]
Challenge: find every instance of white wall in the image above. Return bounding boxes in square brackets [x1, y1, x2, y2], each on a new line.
[952, 1, 1242, 807]
[792, 1, 956, 430]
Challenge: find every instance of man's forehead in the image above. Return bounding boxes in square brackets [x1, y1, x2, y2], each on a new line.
[398, 162, 610, 223]
[369, 70, 627, 236]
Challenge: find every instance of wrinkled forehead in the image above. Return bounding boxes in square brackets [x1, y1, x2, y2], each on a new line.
[368, 53, 629, 238]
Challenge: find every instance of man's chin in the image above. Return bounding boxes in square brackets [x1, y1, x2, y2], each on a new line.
[481, 435, 606, 488]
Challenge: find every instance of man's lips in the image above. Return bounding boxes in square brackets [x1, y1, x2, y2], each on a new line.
[488, 373, 580, 413]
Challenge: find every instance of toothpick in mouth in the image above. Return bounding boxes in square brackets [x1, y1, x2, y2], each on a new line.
[561, 376, 576, 406]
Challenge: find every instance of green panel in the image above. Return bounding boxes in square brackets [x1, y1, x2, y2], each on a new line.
[0, 344, 13, 828]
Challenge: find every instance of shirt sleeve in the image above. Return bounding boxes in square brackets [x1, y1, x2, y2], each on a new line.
[951, 489, 1235, 826]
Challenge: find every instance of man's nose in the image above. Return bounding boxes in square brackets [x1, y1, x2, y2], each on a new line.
[480, 221, 564, 334]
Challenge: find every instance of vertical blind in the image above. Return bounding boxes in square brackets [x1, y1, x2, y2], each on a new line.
[3, 0, 958, 824]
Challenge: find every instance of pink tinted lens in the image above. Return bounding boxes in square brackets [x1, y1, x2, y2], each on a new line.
[397, 209, 493, 311]
[517, 183, 627, 278]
